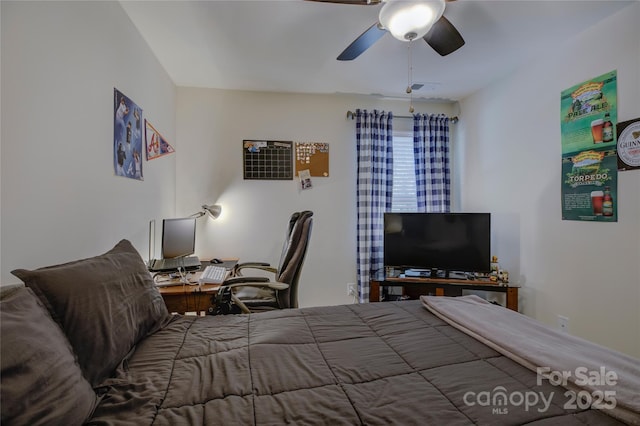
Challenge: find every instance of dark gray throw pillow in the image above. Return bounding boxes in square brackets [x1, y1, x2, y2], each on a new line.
[12, 239, 171, 387]
[0, 287, 97, 425]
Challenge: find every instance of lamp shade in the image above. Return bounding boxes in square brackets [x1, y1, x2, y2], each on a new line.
[379, 0, 445, 42]
[202, 204, 222, 219]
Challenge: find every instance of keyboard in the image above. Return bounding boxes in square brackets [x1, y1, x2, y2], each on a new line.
[198, 265, 229, 284]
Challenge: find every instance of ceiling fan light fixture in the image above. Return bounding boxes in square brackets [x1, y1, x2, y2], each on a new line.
[379, 0, 445, 42]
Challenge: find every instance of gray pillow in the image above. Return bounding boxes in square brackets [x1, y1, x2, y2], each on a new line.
[0, 287, 97, 425]
[12, 239, 171, 387]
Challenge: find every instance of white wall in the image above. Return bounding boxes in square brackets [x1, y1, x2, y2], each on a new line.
[5, 0, 635, 359]
[457, 3, 640, 357]
[176, 89, 454, 307]
[1, 1, 177, 283]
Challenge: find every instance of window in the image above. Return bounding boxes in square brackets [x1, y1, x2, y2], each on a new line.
[391, 131, 417, 212]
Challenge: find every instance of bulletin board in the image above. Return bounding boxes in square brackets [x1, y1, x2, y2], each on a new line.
[243, 140, 293, 180]
[295, 142, 329, 177]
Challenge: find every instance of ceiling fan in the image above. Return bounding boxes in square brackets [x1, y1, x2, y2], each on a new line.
[308, 0, 464, 61]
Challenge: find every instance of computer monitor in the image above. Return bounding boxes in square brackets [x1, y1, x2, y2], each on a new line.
[161, 217, 196, 259]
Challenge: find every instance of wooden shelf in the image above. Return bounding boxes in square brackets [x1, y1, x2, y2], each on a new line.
[370, 277, 519, 312]
[384, 276, 509, 286]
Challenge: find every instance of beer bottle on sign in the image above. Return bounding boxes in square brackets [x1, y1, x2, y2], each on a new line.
[602, 113, 614, 143]
[603, 186, 614, 216]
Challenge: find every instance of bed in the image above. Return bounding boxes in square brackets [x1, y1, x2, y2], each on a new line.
[2, 240, 639, 425]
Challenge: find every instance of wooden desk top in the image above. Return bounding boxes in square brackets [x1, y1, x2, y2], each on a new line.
[154, 258, 238, 295]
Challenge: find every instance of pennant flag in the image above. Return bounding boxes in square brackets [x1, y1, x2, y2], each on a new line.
[145, 120, 175, 160]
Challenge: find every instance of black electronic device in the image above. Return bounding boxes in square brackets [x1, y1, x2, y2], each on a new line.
[161, 217, 196, 259]
[383, 212, 491, 277]
[149, 217, 200, 272]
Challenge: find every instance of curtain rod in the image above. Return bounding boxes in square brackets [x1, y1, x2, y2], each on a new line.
[346, 110, 458, 123]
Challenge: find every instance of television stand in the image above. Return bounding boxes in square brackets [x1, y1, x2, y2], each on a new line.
[369, 276, 519, 312]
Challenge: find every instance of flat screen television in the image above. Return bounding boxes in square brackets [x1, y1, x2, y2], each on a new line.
[384, 212, 491, 277]
[161, 217, 196, 259]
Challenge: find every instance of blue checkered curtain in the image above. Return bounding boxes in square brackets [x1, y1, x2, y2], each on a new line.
[356, 109, 393, 302]
[413, 114, 451, 212]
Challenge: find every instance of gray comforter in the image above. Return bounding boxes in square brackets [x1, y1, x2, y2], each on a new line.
[422, 295, 640, 425]
[88, 301, 627, 425]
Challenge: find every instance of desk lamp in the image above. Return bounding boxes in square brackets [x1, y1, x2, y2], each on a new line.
[191, 204, 222, 220]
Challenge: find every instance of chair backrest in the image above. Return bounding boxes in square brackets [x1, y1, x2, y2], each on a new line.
[274, 211, 313, 309]
[275, 211, 301, 273]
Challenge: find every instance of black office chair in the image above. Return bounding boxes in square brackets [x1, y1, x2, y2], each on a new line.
[213, 211, 313, 314]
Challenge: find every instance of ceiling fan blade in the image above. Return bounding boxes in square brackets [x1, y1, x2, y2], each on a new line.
[305, 0, 381, 4]
[423, 15, 465, 56]
[337, 22, 386, 61]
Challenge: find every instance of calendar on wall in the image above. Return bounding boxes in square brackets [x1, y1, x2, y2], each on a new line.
[242, 140, 293, 180]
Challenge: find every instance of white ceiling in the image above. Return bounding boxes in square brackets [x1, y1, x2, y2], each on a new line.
[120, 0, 632, 102]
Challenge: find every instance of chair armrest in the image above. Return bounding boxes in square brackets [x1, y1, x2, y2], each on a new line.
[233, 262, 277, 277]
[223, 276, 270, 285]
[224, 281, 289, 291]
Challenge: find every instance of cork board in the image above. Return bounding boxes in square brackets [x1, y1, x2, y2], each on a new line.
[295, 142, 329, 177]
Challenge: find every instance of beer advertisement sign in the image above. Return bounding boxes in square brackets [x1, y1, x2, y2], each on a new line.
[560, 71, 617, 222]
[616, 118, 640, 171]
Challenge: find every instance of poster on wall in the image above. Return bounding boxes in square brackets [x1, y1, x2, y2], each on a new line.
[145, 120, 175, 160]
[616, 117, 640, 171]
[114, 88, 143, 180]
[299, 169, 313, 190]
[560, 71, 617, 222]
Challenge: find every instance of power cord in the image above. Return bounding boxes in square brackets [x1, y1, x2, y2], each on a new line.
[152, 271, 198, 286]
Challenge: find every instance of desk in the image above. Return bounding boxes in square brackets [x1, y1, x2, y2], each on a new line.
[370, 277, 519, 312]
[158, 281, 221, 315]
[155, 259, 237, 315]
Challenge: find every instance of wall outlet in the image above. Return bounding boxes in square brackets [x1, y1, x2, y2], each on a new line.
[558, 315, 569, 333]
[347, 283, 356, 297]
